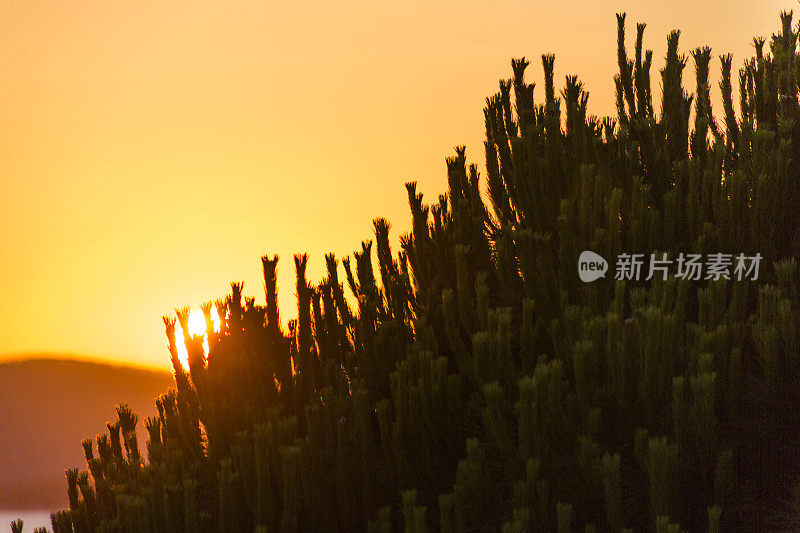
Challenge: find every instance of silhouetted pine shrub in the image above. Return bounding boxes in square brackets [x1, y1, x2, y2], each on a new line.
[13, 9, 800, 532]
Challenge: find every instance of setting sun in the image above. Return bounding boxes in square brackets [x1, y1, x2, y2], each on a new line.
[174, 307, 221, 370]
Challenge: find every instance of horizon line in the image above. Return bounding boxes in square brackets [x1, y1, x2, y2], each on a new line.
[0, 351, 171, 373]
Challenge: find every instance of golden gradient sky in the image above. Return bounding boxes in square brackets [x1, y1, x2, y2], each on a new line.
[0, 1, 793, 369]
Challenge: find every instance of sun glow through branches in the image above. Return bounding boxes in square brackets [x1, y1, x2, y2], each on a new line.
[176, 308, 221, 370]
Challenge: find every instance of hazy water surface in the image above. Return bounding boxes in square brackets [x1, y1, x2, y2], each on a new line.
[0, 510, 52, 533]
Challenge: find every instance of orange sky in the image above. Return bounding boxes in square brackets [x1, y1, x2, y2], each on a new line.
[0, 0, 793, 370]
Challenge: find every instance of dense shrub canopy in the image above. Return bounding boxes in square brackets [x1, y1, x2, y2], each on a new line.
[25, 9, 800, 533]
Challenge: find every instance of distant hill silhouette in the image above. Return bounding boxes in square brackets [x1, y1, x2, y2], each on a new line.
[0, 358, 172, 510]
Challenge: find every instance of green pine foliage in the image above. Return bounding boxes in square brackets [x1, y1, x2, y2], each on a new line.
[13, 9, 800, 532]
